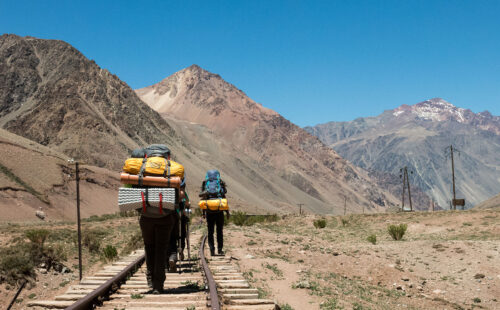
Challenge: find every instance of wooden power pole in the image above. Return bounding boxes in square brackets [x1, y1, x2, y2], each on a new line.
[400, 167, 413, 212]
[297, 203, 304, 215]
[344, 196, 347, 216]
[450, 145, 457, 210]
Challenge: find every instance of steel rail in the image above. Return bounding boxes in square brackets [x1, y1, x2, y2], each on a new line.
[200, 234, 221, 310]
[64, 253, 145, 310]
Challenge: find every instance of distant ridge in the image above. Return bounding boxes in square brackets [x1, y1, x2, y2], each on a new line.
[305, 98, 500, 209]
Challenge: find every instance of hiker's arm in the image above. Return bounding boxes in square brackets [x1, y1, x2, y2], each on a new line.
[221, 181, 227, 194]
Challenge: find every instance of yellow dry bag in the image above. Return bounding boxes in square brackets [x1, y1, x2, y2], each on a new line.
[123, 157, 184, 178]
[198, 198, 229, 211]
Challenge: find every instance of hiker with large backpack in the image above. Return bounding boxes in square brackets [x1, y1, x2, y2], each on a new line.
[118, 144, 186, 294]
[199, 170, 229, 256]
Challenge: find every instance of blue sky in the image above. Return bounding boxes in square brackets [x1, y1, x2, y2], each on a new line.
[1, 0, 499, 126]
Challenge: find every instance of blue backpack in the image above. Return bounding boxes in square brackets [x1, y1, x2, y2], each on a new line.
[204, 170, 223, 198]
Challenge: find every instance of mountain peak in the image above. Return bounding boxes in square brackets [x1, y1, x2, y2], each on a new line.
[136, 65, 278, 123]
[392, 98, 465, 122]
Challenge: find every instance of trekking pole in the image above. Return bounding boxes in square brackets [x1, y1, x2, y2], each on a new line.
[186, 217, 191, 260]
[177, 215, 181, 271]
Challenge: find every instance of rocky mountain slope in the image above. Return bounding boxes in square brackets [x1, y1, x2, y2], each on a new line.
[0, 34, 177, 170]
[0, 128, 120, 221]
[475, 192, 500, 209]
[1, 34, 398, 217]
[137, 65, 399, 214]
[305, 98, 500, 209]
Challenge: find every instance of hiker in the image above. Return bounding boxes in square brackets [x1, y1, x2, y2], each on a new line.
[132, 145, 184, 294]
[200, 170, 229, 256]
[166, 191, 190, 272]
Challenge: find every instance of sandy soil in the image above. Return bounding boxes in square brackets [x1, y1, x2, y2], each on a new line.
[225, 209, 500, 309]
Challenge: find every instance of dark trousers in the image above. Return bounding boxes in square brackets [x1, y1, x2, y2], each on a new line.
[139, 214, 176, 291]
[207, 212, 224, 252]
[167, 214, 188, 256]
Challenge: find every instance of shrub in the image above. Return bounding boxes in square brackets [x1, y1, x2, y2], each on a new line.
[229, 211, 279, 226]
[131, 293, 144, 299]
[367, 234, 377, 245]
[121, 229, 143, 255]
[44, 244, 67, 269]
[280, 304, 294, 310]
[387, 224, 407, 240]
[231, 211, 247, 226]
[102, 245, 118, 261]
[313, 219, 327, 229]
[341, 218, 349, 227]
[25, 229, 50, 248]
[83, 229, 108, 254]
[320, 298, 340, 309]
[0, 243, 35, 285]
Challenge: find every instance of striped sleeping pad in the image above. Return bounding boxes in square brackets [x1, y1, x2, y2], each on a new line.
[118, 187, 177, 213]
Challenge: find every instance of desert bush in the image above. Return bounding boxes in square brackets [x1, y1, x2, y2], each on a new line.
[102, 245, 118, 261]
[121, 229, 143, 255]
[25, 229, 50, 248]
[387, 224, 407, 240]
[83, 229, 108, 254]
[366, 234, 377, 244]
[280, 304, 294, 310]
[341, 218, 349, 227]
[0, 243, 35, 285]
[320, 298, 340, 309]
[313, 218, 327, 229]
[44, 244, 67, 269]
[231, 211, 247, 226]
[48, 228, 75, 243]
[229, 211, 279, 226]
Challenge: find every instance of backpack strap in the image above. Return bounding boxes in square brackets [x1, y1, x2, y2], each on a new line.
[140, 191, 146, 213]
[138, 155, 148, 187]
[163, 158, 171, 187]
[159, 192, 163, 215]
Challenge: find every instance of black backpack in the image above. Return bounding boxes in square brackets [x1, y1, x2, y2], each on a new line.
[131, 144, 171, 158]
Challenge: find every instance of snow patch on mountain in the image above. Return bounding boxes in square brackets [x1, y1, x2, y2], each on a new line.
[393, 98, 467, 123]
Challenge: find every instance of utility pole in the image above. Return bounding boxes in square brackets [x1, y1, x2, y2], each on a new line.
[75, 161, 82, 281]
[405, 168, 413, 212]
[344, 196, 347, 216]
[450, 145, 457, 210]
[400, 168, 406, 211]
[297, 203, 304, 215]
[400, 167, 413, 212]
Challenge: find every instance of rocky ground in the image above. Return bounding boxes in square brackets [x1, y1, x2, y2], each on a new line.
[1, 208, 498, 310]
[225, 209, 500, 309]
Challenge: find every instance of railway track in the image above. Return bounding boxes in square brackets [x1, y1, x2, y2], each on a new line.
[28, 232, 278, 310]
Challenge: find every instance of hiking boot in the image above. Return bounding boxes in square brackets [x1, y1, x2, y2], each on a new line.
[168, 253, 177, 273]
[152, 288, 163, 294]
[218, 249, 225, 256]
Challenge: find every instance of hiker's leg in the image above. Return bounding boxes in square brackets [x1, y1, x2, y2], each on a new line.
[152, 215, 175, 291]
[216, 212, 224, 252]
[206, 213, 216, 254]
[140, 216, 155, 287]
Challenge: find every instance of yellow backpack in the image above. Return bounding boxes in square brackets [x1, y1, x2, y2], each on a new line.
[123, 157, 184, 178]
